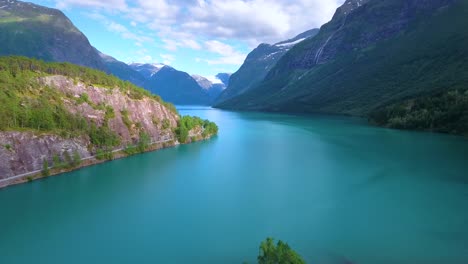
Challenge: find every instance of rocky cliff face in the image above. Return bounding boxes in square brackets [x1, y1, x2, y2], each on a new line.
[0, 75, 180, 180]
[41, 76, 178, 144]
[0, 132, 91, 178]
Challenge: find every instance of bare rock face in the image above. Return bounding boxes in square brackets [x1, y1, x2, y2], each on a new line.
[41, 76, 179, 144]
[0, 132, 90, 178]
[0, 75, 180, 180]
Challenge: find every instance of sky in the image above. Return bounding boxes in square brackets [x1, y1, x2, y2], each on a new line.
[28, 0, 344, 78]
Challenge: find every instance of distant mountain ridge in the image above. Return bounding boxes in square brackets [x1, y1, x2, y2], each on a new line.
[129, 63, 166, 79]
[215, 28, 319, 104]
[141, 66, 211, 105]
[192, 74, 231, 101]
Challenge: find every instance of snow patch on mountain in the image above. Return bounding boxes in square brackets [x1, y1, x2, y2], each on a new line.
[275, 38, 306, 48]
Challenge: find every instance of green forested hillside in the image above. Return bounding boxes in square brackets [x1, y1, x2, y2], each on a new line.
[0, 0, 105, 70]
[216, 0, 468, 135]
[370, 89, 468, 136]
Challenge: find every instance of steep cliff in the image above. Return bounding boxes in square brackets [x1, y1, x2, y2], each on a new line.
[0, 57, 218, 185]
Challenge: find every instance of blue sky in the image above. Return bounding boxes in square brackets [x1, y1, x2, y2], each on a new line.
[27, 0, 343, 78]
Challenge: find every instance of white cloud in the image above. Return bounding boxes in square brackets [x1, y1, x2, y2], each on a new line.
[52, 0, 344, 67]
[57, 0, 127, 10]
[160, 54, 175, 65]
[56, 0, 343, 44]
[86, 13, 153, 45]
[204, 40, 247, 65]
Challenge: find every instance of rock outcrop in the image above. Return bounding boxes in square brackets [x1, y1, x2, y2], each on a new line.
[0, 75, 180, 181]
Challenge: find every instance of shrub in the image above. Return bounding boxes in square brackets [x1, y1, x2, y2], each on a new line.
[137, 132, 151, 153]
[41, 159, 50, 177]
[162, 118, 171, 130]
[257, 238, 305, 264]
[72, 150, 82, 167]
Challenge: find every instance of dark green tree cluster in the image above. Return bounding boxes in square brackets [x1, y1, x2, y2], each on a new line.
[50, 150, 82, 170]
[370, 89, 468, 136]
[257, 238, 305, 264]
[175, 116, 218, 143]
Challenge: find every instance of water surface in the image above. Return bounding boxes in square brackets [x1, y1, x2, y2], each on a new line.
[1, 106, 467, 264]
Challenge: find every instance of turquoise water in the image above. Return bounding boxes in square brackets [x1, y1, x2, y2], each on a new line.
[1, 106, 468, 264]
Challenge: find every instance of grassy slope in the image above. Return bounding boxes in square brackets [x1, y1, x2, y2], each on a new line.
[0, 3, 105, 70]
[217, 0, 468, 117]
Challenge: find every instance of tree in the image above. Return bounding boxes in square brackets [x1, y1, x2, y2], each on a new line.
[258, 238, 305, 264]
[42, 159, 50, 177]
[72, 150, 82, 167]
[137, 132, 150, 153]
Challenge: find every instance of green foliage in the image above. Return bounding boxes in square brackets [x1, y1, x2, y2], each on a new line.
[41, 159, 50, 177]
[4, 144, 12, 151]
[104, 105, 115, 121]
[88, 123, 120, 148]
[72, 150, 82, 167]
[137, 132, 151, 153]
[52, 154, 61, 168]
[202, 119, 219, 138]
[257, 238, 305, 264]
[26, 176, 33, 182]
[95, 149, 113, 160]
[175, 116, 218, 143]
[123, 145, 139, 155]
[76, 93, 90, 105]
[370, 89, 468, 136]
[121, 109, 132, 130]
[63, 151, 72, 168]
[162, 118, 171, 130]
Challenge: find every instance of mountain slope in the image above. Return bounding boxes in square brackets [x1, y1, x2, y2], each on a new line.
[144, 66, 212, 105]
[129, 63, 166, 79]
[0, 0, 105, 70]
[215, 29, 318, 104]
[192, 74, 230, 101]
[99, 52, 146, 87]
[217, 0, 467, 118]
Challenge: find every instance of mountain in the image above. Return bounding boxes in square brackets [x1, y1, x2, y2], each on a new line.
[129, 63, 166, 79]
[215, 73, 231, 86]
[215, 29, 318, 104]
[216, 0, 468, 123]
[99, 52, 146, 87]
[192, 74, 231, 101]
[0, 0, 105, 70]
[144, 66, 212, 105]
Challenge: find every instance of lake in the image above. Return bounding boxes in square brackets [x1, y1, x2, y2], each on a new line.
[1, 106, 467, 264]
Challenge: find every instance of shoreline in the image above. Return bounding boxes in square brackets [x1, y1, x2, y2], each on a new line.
[0, 136, 212, 189]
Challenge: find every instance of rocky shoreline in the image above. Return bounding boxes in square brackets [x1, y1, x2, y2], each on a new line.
[0, 134, 215, 189]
